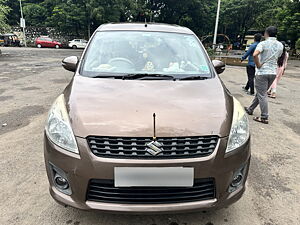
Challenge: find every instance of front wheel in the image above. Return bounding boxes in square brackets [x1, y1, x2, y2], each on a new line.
[55, 45, 60, 49]
[72, 45, 77, 49]
[37, 44, 42, 48]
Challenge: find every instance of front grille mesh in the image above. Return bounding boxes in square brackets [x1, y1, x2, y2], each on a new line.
[87, 136, 219, 159]
[86, 178, 215, 204]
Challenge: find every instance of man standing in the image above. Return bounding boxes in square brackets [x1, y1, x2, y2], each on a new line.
[241, 33, 262, 95]
[244, 26, 283, 124]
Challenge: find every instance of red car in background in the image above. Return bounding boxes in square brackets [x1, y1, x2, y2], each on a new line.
[35, 36, 62, 48]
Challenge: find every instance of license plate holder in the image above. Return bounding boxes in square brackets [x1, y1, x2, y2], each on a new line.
[114, 167, 194, 187]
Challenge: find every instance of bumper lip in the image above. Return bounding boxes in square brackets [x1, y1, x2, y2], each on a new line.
[50, 184, 245, 214]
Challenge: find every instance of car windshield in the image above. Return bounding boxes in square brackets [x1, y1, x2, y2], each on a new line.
[81, 31, 211, 78]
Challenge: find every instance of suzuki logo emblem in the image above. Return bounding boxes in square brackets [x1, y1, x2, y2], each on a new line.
[145, 141, 163, 156]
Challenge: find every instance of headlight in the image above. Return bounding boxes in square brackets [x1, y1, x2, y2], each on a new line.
[45, 94, 79, 154]
[226, 97, 250, 153]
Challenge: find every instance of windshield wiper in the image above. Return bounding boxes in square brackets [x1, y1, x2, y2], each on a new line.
[122, 73, 175, 80]
[89, 74, 209, 81]
[179, 76, 209, 80]
[90, 75, 122, 79]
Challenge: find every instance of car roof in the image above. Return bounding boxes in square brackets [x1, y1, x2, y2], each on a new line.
[96, 23, 194, 34]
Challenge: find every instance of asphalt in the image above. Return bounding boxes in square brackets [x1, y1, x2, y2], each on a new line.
[0, 47, 299, 225]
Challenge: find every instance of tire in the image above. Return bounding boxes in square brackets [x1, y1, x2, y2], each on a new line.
[37, 44, 42, 48]
[55, 45, 60, 49]
[72, 45, 77, 49]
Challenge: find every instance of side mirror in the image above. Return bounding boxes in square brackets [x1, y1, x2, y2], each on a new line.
[212, 59, 226, 74]
[62, 56, 78, 72]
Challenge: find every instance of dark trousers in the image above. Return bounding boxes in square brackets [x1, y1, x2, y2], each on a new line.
[245, 65, 255, 94]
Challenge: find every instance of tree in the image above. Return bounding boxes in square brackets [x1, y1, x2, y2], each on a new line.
[0, 0, 11, 33]
[138, 0, 217, 37]
[296, 38, 300, 50]
[2, 0, 299, 46]
[45, 1, 86, 36]
[41, 0, 130, 37]
[254, 0, 285, 29]
[86, 0, 129, 36]
[219, 0, 272, 41]
[23, 3, 47, 26]
[5, 0, 19, 26]
[276, 0, 300, 46]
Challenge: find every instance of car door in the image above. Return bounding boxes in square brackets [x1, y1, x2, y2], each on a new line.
[46, 38, 54, 47]
[74, 40, 80, 48]
[71, 39, 78, 48]
[80, 40, 87, 48]
[37, 38, 45, 47]
[50, 39, 56, 48]
[76, 40, 82, 48]
[42, 38, 49, 47]
[78, 40, 84, 48]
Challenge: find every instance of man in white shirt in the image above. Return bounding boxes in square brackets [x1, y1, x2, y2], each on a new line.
[244, 26, 283, 124]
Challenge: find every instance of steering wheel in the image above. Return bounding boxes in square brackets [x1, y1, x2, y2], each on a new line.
[108, 57, 135, 68]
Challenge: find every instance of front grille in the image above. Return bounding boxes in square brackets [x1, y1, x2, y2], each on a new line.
[86, 178, 215, 204]
[87, 136, 218, 159]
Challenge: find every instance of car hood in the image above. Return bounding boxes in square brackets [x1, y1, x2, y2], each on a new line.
[65, 75, 233, 138]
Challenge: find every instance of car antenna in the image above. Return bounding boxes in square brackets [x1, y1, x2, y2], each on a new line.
[153, 113, 156, 140]
[145, 18, 148, 27]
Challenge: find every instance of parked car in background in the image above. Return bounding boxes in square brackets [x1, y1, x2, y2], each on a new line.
[0, 34, 21, 47]
[68, 39, 88, 49]
[35, 36, 62, 48]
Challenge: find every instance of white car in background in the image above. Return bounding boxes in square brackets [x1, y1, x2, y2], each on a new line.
[68, 39, 88, 49]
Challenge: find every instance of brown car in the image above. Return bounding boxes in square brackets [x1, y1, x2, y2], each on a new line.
[44, 23, 251, 213]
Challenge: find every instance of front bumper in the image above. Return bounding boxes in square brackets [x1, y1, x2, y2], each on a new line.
[44, 134, 251, 213]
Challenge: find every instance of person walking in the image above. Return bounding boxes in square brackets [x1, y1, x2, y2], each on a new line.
[241, 33, 262, 95]
[244, 26, 283, 124]
[268, 41, 289, 98]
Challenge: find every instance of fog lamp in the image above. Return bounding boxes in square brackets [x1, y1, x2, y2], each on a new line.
[54, 175, 69, 189]
[49, 162, 72, 195]
[228, 165, 247, 193]
[231, 173, 243, 187]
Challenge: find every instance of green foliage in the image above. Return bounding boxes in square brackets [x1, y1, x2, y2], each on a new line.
[23, 4, 47, 26]
[296, 38, 300, 50]
[4, 0, 19, 26]
[155, 0, 217, 37]
[220, 0, 271, 40]
[3, 0, 299, 46]
[206, 47, 215, 58]
[45, 2, 87, 35]
[276, 0, 300, 45]
[0, 0, 11, 33]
